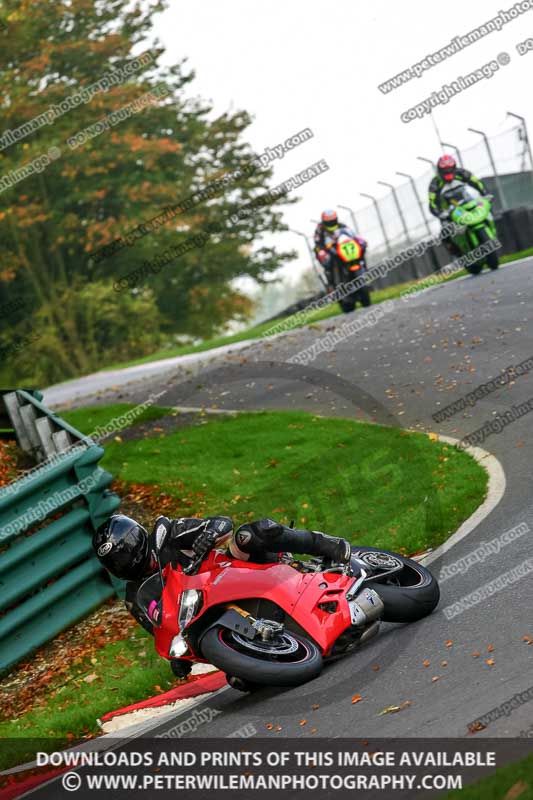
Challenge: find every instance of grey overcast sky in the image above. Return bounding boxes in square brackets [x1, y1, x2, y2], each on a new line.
[152, 0, 533, 280]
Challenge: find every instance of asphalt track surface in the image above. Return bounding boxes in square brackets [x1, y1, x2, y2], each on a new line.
[44, 257, 533, 740]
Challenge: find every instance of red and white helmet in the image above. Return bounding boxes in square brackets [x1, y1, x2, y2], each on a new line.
[437, 155, 457, 183]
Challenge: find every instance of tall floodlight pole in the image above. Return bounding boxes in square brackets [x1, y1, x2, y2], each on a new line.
[377, 180, 411, 245]
[396, 171, 432, 236]
[360, 192, 392, 256]
[467, 127, 508, 210]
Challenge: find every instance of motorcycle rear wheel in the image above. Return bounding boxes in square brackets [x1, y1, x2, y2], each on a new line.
[357, 287, 371, 307]
[351, 546, 439, 623]
[200, 623, 323, 687]
[339, 296, 356, 313]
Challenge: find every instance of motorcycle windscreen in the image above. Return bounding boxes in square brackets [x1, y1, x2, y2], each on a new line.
[135, 572, 164, 624]
[336, 238, 363, 262]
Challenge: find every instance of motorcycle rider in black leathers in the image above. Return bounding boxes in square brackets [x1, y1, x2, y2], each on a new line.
[93, 513, 351, 677]
[428, 155, 487, 258]
[313, 209, 367, 290]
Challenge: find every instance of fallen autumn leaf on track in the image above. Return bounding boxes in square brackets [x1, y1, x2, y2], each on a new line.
[378, 700, 411, 716]
[468, 721, 486, 734]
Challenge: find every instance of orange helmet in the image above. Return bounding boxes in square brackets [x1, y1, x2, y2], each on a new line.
[321, 209, 339, 231]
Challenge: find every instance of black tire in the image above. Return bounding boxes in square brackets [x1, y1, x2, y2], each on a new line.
[200, 624, 323, 687]
[475, 227, 499, 271]
[466, 263, 483, 276]
[340, 296, 355, 313]
[481, 239, 499, 269]
[486, 251, 499, 270]
[357, 287, 371, 307]
[351, 546, 439, 623]
[225, 674, 264, 693]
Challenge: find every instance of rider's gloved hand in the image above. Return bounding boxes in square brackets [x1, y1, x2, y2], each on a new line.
[317, 249, 328, 264]
[191, 528, 218, 559]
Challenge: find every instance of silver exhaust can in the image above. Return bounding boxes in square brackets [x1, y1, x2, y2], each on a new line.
[348, 588, 384, 627]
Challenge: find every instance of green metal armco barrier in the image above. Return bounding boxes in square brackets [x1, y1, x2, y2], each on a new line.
[0, 390, 122, 675]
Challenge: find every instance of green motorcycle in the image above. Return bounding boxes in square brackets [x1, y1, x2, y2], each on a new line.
[440, 184, 500, 275]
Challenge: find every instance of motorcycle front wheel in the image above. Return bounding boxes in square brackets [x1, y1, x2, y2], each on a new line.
[476, 228, 499, 270]
[339, 296, 356, 313]
[200, 622, 323, 687]
[351, 546, 440, 623]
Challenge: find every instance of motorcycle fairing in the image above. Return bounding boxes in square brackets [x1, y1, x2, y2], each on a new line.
[154, 551, 354, 659]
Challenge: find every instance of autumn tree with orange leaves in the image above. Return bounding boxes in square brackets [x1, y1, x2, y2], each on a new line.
[0, 0, 295, 385]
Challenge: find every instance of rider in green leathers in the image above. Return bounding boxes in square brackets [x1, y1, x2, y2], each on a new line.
[428, 155, 486, 257]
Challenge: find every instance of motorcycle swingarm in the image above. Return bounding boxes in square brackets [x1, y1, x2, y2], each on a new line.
[205, 607, 257, 640]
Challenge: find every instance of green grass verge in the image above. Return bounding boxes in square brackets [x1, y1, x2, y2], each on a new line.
[96, 410, 488, 551]
[445, 751, 533, 799]
[0, 628, 169, 768]
[501, 245, 533, 263]
[0, 407, 488, 761]
[59, 402, 172, 434]
[109, 246, 530, 371]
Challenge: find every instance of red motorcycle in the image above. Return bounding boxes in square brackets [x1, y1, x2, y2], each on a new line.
[136, 531, 439, 691]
